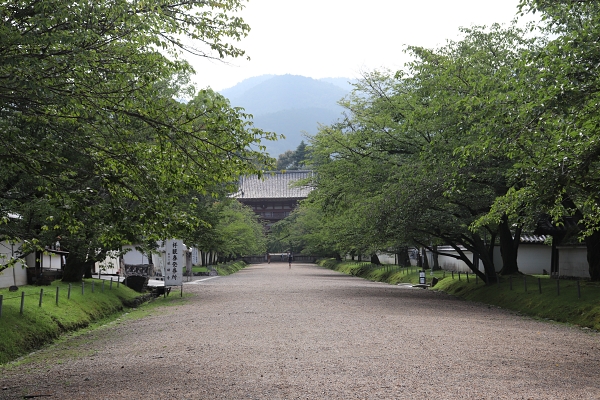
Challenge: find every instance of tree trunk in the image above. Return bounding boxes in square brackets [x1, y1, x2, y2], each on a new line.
[62, 252, 87, 282]
[84, 261, 93, 279]
[561, 197, 600, 282]
[397, 246, 410, 267]
[432, 245, 440, 270]
[585, 230, 600, 281]
[422, 247, 430, 270]
[370, 254, 381, 265]
[467, 233, 496, 284]
[498, 214, 521, 275]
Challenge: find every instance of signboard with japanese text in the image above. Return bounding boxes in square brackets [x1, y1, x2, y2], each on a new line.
[191, 247, 199, 266]
[164, 239, 183, 286]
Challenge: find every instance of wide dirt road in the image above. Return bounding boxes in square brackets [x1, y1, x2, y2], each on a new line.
[1, 263, 599, 399]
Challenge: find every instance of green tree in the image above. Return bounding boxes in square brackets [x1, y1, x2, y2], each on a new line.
[211, 200, 267, 261]
[276, 141, 309, 170]
[474, 1, 600, 280]
[304, 25, 538, 283]
[0, 0, 277, 279]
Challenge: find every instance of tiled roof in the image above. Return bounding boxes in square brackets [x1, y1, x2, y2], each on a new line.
[234, 171, 314, 199]
[520, 234, 548, 244]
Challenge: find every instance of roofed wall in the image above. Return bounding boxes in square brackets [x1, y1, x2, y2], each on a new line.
[235, 171, 313, 200]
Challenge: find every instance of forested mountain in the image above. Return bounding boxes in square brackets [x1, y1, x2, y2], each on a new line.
[220, 74, 352, 157]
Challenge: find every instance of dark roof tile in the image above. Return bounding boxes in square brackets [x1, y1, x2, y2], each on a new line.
[235, 171, 313, 199]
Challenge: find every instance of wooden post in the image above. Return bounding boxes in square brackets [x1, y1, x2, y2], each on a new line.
[39, 288, 43, 307]
[20, 291, 25, 315]
[68, 283, 71, 299]
[56, 286, 59, 306]
[0, 294, 3, 318]
[538, 278, 542, 294]
[81, 281, 85, 296]
[110, 278, 113, 290]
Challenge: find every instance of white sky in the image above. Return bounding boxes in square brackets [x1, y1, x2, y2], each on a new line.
[189, 0, 531, 92]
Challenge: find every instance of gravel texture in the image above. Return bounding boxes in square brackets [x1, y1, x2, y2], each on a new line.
[1, 262, 599, 399]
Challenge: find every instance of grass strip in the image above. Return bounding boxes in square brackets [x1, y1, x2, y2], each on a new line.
[318, 259, 600, 331]
[214, 260, 248, 276]
[0, 262, 248, 365]
[0, 278, 140, 364]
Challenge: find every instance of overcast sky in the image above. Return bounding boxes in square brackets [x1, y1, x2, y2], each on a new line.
[189, 0, 532, 92]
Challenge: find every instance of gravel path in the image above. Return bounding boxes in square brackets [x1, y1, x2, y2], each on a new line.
[1, 262, 599, 399]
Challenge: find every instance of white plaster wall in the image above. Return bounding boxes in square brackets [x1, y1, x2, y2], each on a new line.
[437, 247, 476, 272]
[0, 264, 27, 288]
[39, 252, 63, 270]
[493, 245, 552, 275]
[377, 253, 396, 265]
[0, 241, 28, 288]
[517, 245, 552, 274]
[122, 245, 150, 265]
[95, 251, 121, 275]
[558, 246, 589, 278]
[343, 244, 588, 279]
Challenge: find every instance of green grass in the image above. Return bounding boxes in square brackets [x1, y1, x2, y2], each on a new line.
[214, 260, 248, 276]
[0, 261, 247, 365]
[319, 259, 600, 331]
[191, 266, 208, 273]
[1, 290, 191, 370]
[0, 278, 140, 365]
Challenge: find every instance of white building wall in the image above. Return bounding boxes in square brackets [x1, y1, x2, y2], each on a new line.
[0, 241, 28, 288]
[39, 251, 63, 270]
[95, 250, 121, 275]
[377, 253, 396, 265]
[122, 245, 150, 265]
[438, 245, 552, 274]
[437, 247, 475, 272]
[558, 246, 589, 278]
[493, 245, 552, 275]
[517, 245, 552, 275]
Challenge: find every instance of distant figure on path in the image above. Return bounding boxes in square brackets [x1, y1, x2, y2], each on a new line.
[288, 252, 293, 268]
[267, 253, 271, 264]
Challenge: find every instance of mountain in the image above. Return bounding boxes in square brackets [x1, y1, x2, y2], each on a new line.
[219, 74, 354, 158]
[319, 77, 356, 93]
[219, 75, 274, 100]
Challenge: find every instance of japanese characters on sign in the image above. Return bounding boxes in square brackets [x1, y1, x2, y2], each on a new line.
[191, 247, 199, 266]
[164, 239, 183, 286]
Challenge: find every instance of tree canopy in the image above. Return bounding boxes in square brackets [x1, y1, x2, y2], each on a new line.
[279, 2, 600, 281]
[0, 0, 275, 280]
